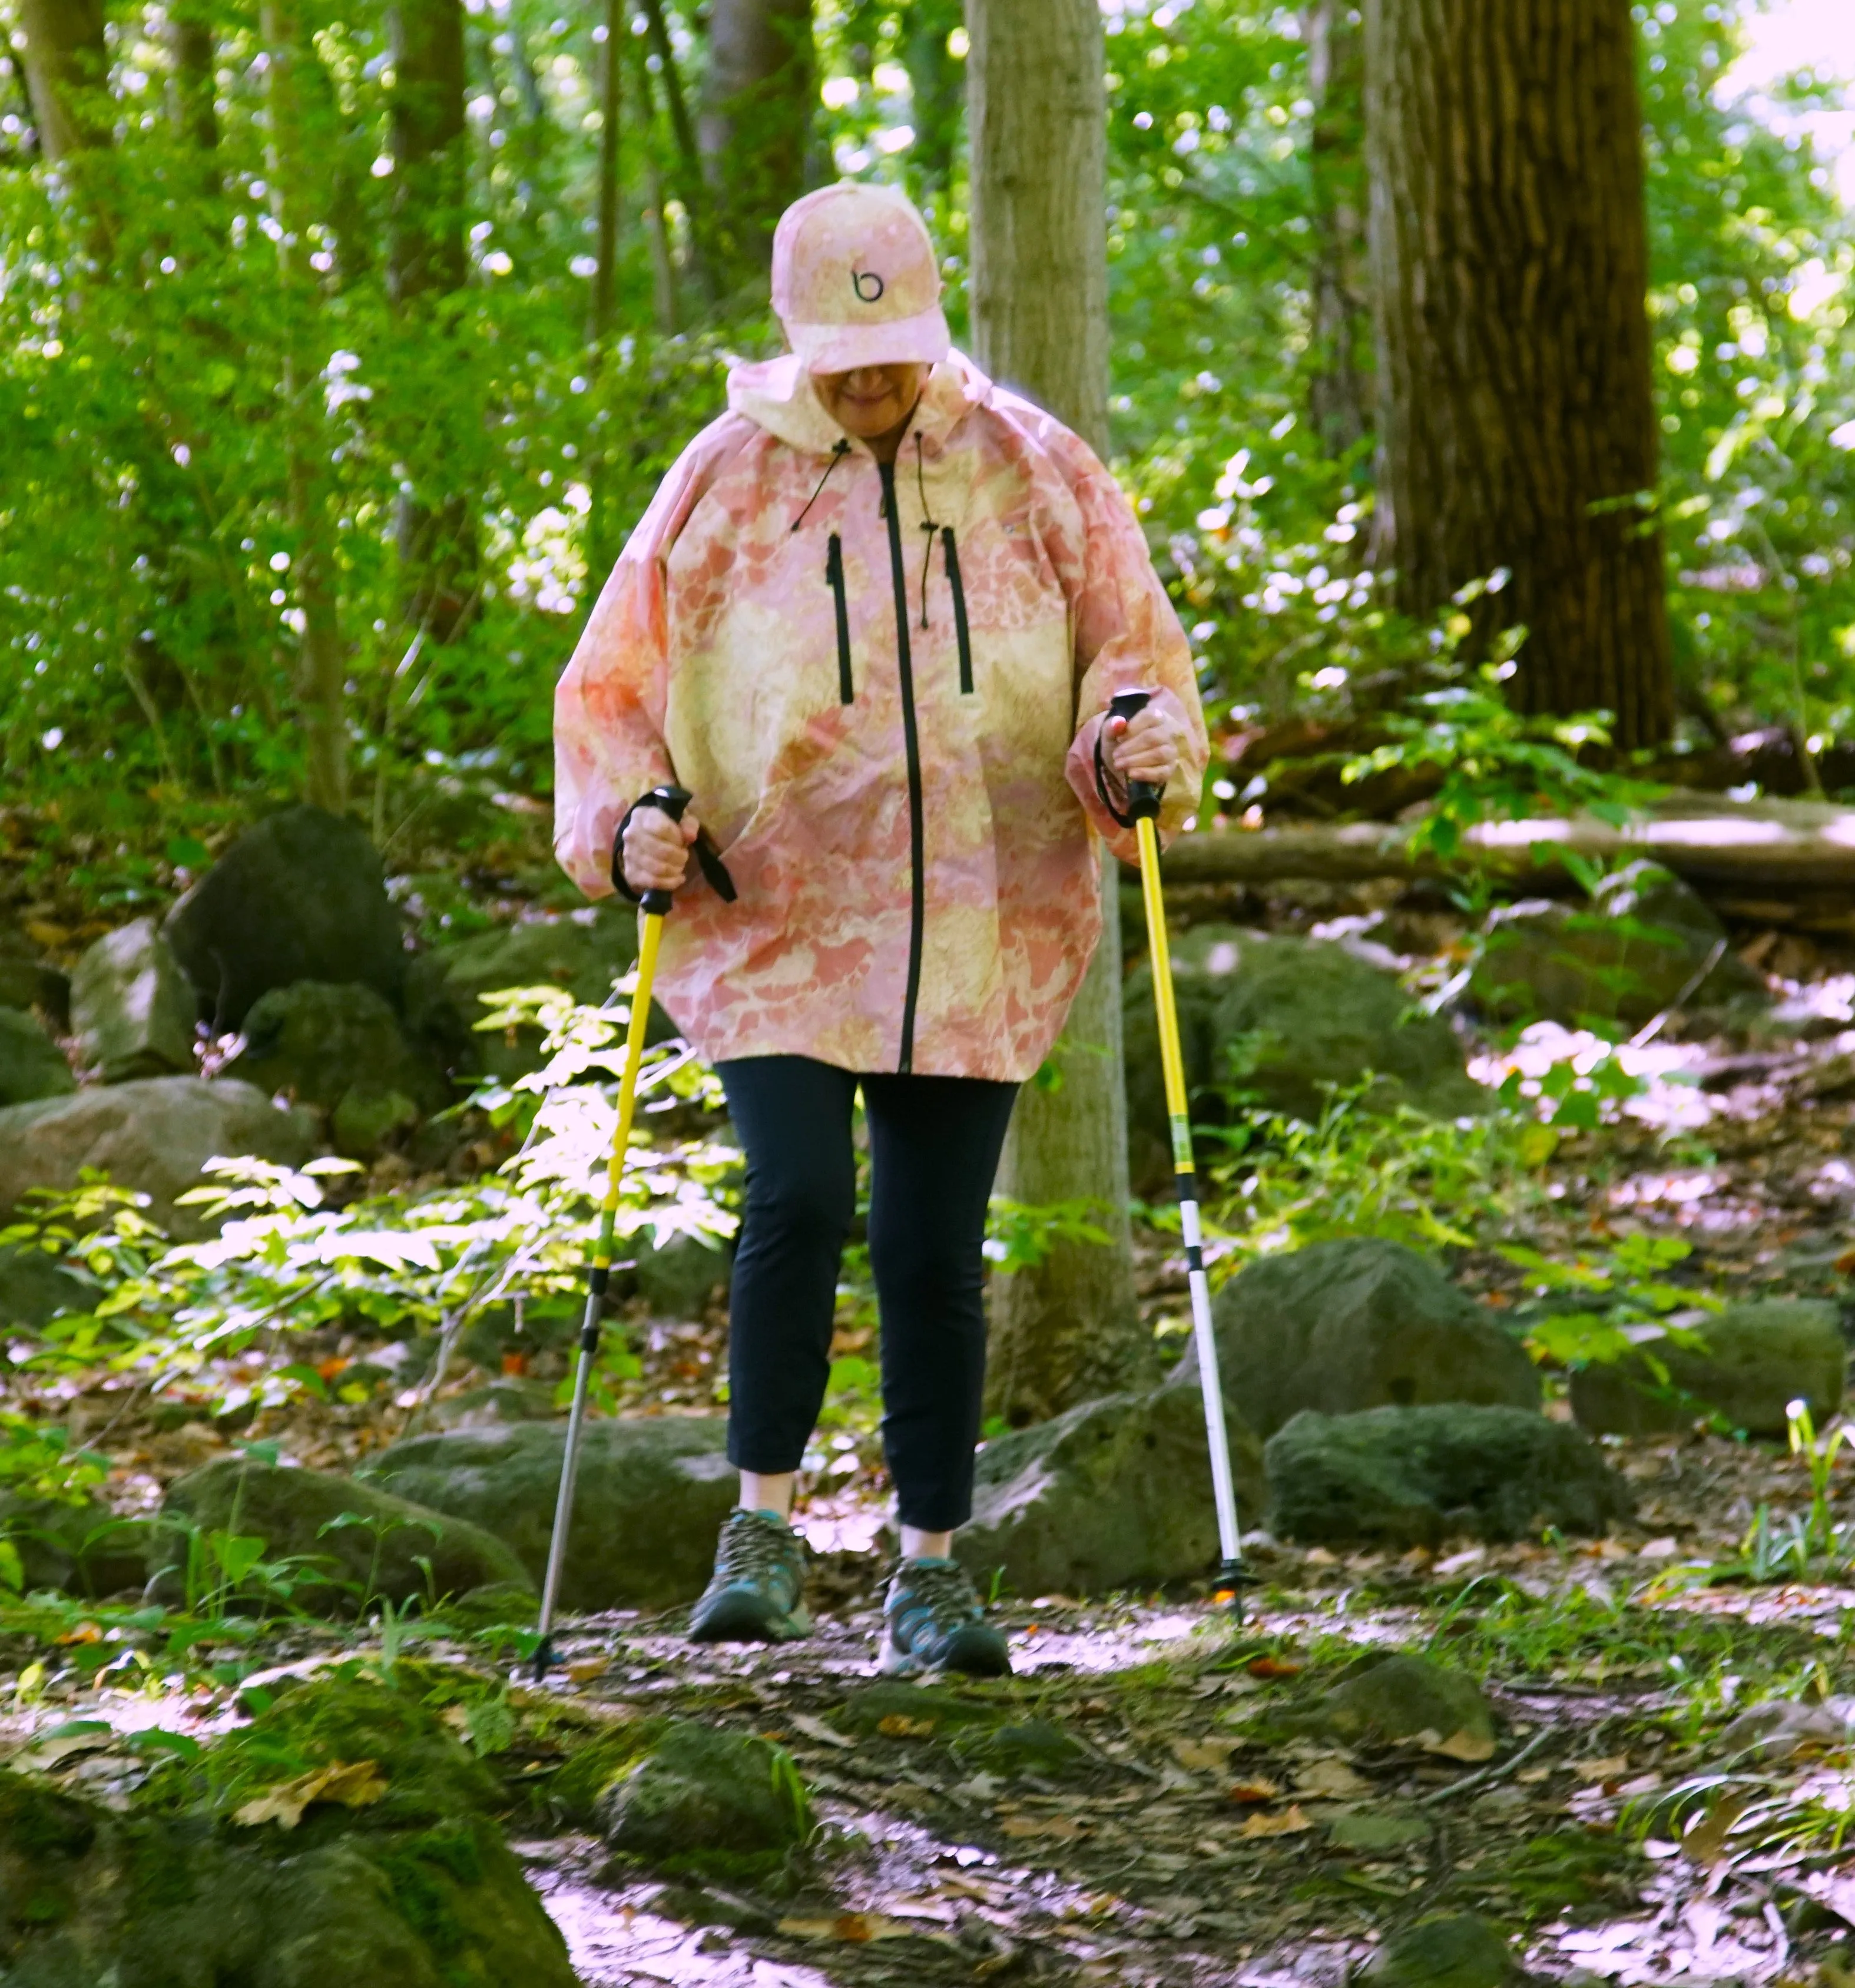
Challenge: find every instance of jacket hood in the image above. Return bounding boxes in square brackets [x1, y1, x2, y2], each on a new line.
[725, 347, 994, 456]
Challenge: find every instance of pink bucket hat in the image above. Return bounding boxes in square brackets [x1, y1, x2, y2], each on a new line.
[771, 181, 950, 375]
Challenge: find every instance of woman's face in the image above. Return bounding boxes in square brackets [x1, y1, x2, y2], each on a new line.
[811, 362, 929, 442]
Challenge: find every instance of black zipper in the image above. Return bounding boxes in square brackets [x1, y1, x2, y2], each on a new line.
[878, 460, 926, 1076]
[943, 528, 973, 695]
[826, 533, 853, 704]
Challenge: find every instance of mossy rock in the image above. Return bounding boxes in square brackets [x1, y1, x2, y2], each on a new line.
[951, 1719, 1088, 1776]
[832, 1681, 1003, 1741]
[1318, 1654, 1498, 1754]
[0, 1492, 150, 1598]
[600, 1722, 811, 1877]
[151, 1456, 532, 1617]
[549, 1721, 665, 1826]
[1357, 1912, 1530, 1984]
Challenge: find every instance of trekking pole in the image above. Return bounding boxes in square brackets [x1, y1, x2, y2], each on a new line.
[532, 783, 691, 1678]
[1108, 690, 1250, 1615]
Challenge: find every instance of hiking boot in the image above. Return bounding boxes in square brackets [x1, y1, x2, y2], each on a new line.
[688, 1508, 811, 1644]
[880, 1557, 1011, 1678]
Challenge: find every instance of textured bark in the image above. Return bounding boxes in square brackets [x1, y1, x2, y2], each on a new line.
[165, 0, 219, 156]
[1304, 0, 1370, 457]
[1365, 0, 1674, 748]
[698, 0, 813, 276]
[388, 0, 474, 641]
[16, 0, 111, 162]
[262, 0, 347, 815]
[966, 0, 1145, 1427]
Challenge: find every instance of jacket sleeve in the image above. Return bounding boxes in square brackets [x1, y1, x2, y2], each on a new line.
[552, 418, 752, 899]
[1051, 452, 1210, 866]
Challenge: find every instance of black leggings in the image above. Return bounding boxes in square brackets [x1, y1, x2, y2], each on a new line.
[717, 1055, 1019, 1532]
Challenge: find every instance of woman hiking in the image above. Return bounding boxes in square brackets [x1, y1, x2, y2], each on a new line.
[555, 181, 1207, 1678]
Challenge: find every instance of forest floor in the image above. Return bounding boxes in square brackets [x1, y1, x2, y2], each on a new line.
[9, 832, 1855, 1983]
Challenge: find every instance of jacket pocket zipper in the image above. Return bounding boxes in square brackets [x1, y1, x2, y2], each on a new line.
[826, 533, 853, 704]
[942, 527, 972, 695]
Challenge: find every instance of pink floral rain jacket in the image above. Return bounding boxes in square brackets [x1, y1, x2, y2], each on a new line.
[554, 349, 1208, 1084]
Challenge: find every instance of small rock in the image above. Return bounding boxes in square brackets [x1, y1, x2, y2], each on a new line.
[833, 1682, 998, 1740]
[164, 805, 407, 1029]
[952, 1381, 1266, 1599]
[0, 1007, 76, 1107]
[365, 1416, 737, 1610]
[1176, 1239, 1541, 1441]
[0, 1078, 317, 1237]
[1266, 1403, 1632, 1547]
[601, 1722, 811, 1873]
[952, 1720, 1088, 1775]
[0, 1493, 148, 1598]
[635, 1231, 732, 1320]
[0, 1247, 93, 1331]
[70, 918, 197, 1082]
[1361, 1913, 1529, 1984]
[152, 1455, 531, 1614]
[1469, 862, 1765, 1029]
[1320, 1654, 1498, 1754]
[1327, 1808, 1429, 1852]
[1715, 1697, 1855, 1762]
[1570, 1299, 1845, 1438]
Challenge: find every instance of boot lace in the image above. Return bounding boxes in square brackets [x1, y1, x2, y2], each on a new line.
[718, 1510, 798, 1586]
[893, 1559, 981, 1637]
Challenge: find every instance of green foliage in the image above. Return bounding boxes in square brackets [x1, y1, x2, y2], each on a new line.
[1498, 1232, 1718, 1374]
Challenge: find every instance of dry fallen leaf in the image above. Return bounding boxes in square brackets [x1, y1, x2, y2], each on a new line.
[1293, 1758, 1374, 1798]
[1516, 1767, 1552, 1785]
[877, 1713, 936, 1740]
[1227, 1777, 1283, 1806]
[1681, 1792, 1748, 1866]
[1247, 1656, 1303, 1680]
[999, 1812, 1088, 1841]
[777, 1913, 920, 1942]
[53, 1624, 103, 1647]
[565, 1656, 610, 1685]
[1574, 1753, 1631, 1783]
[233, 1759, 388, 1830]
[789, 1714, 856, 1751]
[1237, 1803, 1314, 1839]
[1422, 1728, 1498, 1764]
[1171, 1737, 1240, 1772]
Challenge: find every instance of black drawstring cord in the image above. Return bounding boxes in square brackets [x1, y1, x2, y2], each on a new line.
[790, 438, 851, 533]
[915, 433, 938, 629]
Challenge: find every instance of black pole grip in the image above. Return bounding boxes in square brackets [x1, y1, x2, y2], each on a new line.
[1108, 688, 1163, 822]
[617, 784, 693, 916]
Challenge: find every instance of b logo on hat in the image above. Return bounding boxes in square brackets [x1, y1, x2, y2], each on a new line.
[851, 270, 886, 303]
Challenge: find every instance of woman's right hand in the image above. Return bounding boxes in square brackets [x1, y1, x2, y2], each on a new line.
[622, 803, 699, 894]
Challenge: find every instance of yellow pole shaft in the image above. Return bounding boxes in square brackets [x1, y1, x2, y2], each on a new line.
[593, 910, 664, 1260]
[1135, 814, 1194, 1177]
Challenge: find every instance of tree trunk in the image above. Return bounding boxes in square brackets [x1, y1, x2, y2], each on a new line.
[966, 0, 1145, 1427]
[165, 0, 219, 157]
[698, 0, 813, 276]
[262, 0, 347, 816]
[1304, 0, 1369, 458]
[587, 0, 624, 582]
[1364, 0, 1674, 748]
[388, 0, 474, 642]
[640, 0, 714, 300]
[16, 0, 111, 163]
[634, 45, 681, 333]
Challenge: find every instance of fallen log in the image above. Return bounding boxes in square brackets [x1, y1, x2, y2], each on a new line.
[1153, 791, 1855, 922]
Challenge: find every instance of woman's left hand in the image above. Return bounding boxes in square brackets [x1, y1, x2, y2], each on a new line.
[1106, 697, 1188, 789]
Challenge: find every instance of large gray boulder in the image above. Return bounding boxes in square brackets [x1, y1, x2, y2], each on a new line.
[153, 1456, 531, 1614]
[954, 1382, 1266, 1599]
[223, 980, 449, 1157]
[0, 1247, 94, 1330]
[1125, 929, 1480, 1190]
[1174, 1238, 1541, 1441]
[1266, 1403, 1631, 1548]
[70, 917, 197, 1082]
[1470, 862, 1766, 1029]
[1571, 1298, 1846, 1438]
[0, 923, 68, 1029]
[0, 1492, 149, 1598]
[406, 906, 662, 1082]
[365, 1416, 736, 1610]
[0, 1078, 317, 1236]
[164, 805, 406, 1029]
[0, 1008, 75, 1106]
